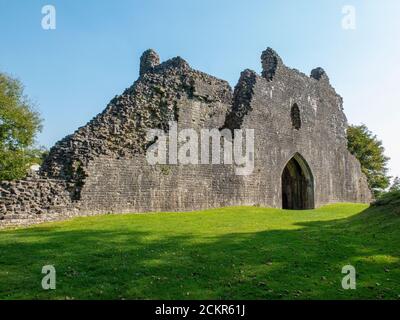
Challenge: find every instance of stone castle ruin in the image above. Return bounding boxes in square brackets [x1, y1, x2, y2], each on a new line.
[0, 48, 372, 227]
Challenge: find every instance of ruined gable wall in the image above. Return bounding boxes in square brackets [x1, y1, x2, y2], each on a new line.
[233, 49, 371, 208]
[77, 70, 247, 214]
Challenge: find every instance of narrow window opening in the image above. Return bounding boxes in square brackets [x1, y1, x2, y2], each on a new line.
[291, 103, 301, 130]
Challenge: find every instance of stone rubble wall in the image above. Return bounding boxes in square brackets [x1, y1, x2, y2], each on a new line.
[0, 176, 77, 228]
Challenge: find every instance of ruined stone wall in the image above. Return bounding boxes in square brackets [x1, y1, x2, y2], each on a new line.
[0, 176, 78, 227]
[77, 81, 246, 214]
[0, 48, 372, 227]
[228, 49, 371, 208]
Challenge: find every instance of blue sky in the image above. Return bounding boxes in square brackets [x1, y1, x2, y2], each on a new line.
[0, 0, 399, 178]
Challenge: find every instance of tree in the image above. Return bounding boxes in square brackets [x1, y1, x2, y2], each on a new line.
[347, 124, 390, 197]
[0, 73, 43, 180]
[389, 177, 400, 192]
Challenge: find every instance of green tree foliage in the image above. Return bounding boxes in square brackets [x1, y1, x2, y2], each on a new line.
[389, 177, 400, 192]
[347, 124, 390, 197]
[0, 73, 43, 180]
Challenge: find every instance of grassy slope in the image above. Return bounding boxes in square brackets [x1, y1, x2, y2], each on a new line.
[0, 203, 399, 300]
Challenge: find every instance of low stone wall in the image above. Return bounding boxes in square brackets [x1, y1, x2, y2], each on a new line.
[0, 176, 74, 227]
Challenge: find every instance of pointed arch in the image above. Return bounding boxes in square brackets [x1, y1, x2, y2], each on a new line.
[281, 153, 314, 210]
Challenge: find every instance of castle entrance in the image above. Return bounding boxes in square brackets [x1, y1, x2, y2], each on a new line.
[281, 153, 314, 210]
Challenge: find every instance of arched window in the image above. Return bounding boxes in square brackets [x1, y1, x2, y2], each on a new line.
[291, 103, 301, 130]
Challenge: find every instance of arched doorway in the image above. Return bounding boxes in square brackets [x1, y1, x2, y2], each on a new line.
[281, 153, 314, 210]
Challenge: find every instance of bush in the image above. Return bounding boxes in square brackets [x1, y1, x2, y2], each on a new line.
[372, 190, 400, 208]
[347, 124, 390, 197]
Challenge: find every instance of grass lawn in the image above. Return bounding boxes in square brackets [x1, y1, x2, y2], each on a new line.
[0, 203, 399, 300]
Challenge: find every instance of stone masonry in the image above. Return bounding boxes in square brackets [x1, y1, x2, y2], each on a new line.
[0, 48, 372, 227]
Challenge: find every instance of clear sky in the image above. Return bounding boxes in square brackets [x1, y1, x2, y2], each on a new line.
[0, 0, 399, 179]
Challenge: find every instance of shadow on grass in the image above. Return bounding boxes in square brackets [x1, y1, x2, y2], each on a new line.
[0, 206, 399, 300]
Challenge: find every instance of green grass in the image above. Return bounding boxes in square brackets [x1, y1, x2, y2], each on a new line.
[0, 203, 399, 300]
